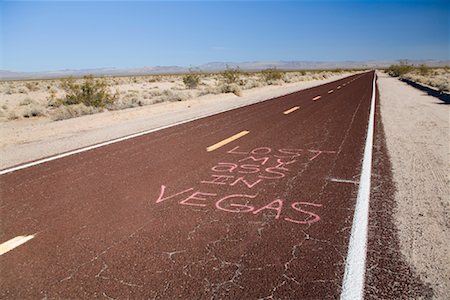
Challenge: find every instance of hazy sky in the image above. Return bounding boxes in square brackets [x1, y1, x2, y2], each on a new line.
[1, 0, 448, 72]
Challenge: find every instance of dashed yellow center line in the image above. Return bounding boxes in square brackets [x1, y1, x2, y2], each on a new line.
[313, 96, 321, 101]
[283, 106, 300, 115]
[328, 89, 334, 94]
[207, 130, 250, 152]
[0, 235, 35, 256]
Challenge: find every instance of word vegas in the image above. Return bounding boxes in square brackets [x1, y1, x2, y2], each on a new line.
[153, 146, 332, 225]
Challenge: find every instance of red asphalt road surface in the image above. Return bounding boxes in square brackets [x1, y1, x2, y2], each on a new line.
[2, 72, 376, 298]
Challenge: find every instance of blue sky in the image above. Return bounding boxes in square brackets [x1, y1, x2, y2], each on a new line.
[1, 1, 448, 72]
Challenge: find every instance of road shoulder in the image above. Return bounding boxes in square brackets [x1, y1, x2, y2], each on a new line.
[376, 71, 449, 299]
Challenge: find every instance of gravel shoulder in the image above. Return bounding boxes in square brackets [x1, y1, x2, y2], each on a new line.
[377, 71, 450, 299]
[0, 73, 353, 169]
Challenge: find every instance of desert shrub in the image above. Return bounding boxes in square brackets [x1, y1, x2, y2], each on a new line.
[148, 76, 161, 83]
[387, 62, 413, 77]
[160, 90, 189, 102]
[197, 86, 221, 96]
[243, 79, 262, 89]
[25, 82, 39, 92]
[261, 68, 284, 84]
[47, 89, 60, 107]
[52, 103, 101, 121]
[22, 105, 45, 118]
[220, 67, 242, 85]
[221, 83, 242, 96]
[129, 77, 139, 84]
[283, 72, 306, 83]
[110, 94, 142, 110]
[59, 75, 116, 107]
[17, 87, 28, 94]
[418, 64, 430, 76]
[183, 71, 201, 89]
[437, 82, 450, 93]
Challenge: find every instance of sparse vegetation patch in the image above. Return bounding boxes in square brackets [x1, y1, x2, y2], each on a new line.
[386, 62, 450, 93]
[59, 75, 117, 107]
[183, 70, 201, 89]
[261, 68, 284, 84]
[0, 69, 353, 122]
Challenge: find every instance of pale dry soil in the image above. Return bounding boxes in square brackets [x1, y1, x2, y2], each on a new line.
[378, 71, 450, 299]
[0, 73, 353, 169]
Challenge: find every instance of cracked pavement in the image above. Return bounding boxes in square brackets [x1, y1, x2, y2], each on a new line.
[1, 72, 387, 298]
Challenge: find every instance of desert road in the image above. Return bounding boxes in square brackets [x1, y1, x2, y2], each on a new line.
[1, 72, 386, 298]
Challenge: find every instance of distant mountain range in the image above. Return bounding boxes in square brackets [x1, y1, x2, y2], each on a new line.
[1, 60, 448, 80]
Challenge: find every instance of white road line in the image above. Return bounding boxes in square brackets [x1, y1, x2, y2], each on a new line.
[340, 72, 376, 300]
[329, 178, 359, 184]
[0, 235, 35, 256]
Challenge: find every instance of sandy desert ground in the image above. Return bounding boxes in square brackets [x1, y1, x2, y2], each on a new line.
[0, 70, 349, 122]
[378, 72, 449, 299]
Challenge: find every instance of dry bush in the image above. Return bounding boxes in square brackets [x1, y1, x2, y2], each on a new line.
[311, 73, 328, 80]
[261, 68, 285, 84]
[437, 82, 450, 93]
[59, 75, 117, 107]
[220, 83, 242, 96]
[243, 79, 263, 89]
[52, 103, 101, 121]
[183, 71, 201, 89]
[283, 72, 306, 83]
[387, 62, 414, 77]
[197, 86, 221, 96]
[418, 64, 430, 76]
[17, 87, 28, 94]
[108, 90, 144, 110]
[159, 90, 189, 102]
[22, 105, 45, 118]
[25, 82, 40, 92]
[47, 89, 60, 107]
[220, 67, 243, 85]
[148, 76, 161, 83]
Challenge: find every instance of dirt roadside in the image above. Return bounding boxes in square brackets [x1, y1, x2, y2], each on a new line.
[377, 71, 449, 299]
